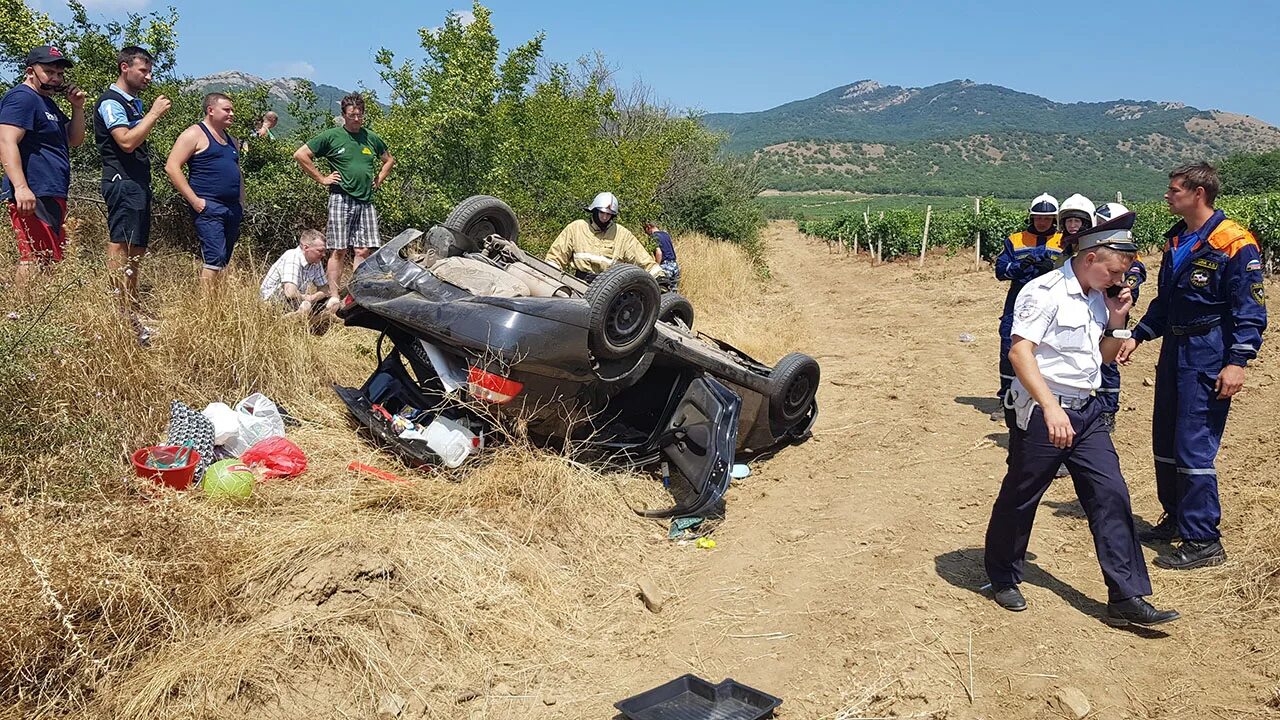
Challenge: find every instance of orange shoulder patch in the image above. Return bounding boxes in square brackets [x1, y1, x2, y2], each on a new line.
[1008, 231, 1036, 250]
[1207, 219, 1259, 258]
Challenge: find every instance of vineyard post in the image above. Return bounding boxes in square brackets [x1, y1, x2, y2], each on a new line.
[919, 205, 932, 268]
[877, 211, 885, 264]
[1116, 191, 1123, 204]
[974, 196, 982, 270]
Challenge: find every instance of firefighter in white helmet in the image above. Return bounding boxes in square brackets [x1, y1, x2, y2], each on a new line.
[1058, 194, 1097, 241]
[992, 193, 1067, 422]
[545, 192, 663, 281]
[1090, 202, 1147, 432]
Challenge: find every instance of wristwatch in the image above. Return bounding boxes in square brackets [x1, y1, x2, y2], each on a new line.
[1104, 328, 1132, 339]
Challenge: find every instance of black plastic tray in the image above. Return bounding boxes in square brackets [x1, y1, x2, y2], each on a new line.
[615, 674, 781, 720]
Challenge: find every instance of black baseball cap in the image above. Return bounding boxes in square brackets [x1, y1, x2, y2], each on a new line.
[25, 45, 74, 68]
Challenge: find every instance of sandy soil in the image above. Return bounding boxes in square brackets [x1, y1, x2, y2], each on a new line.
[556, 222, 1279, 720]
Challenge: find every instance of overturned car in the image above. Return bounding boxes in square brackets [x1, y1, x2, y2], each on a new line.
[336, 196, 820, 517]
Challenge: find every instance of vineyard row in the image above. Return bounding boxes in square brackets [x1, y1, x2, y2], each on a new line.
[797, 194, 1280, 269]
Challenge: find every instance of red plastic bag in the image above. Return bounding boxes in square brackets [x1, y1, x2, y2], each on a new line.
[241, 437, 307, 478]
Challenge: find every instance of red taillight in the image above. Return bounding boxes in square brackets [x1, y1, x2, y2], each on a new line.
[467, 367, 523, 404]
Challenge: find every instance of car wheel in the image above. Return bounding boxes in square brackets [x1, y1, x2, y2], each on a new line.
[767, 352, 820, 425]
[658, 292, 695, 330]
[442, 195, 520, 253]
[585, 264, 660, 360]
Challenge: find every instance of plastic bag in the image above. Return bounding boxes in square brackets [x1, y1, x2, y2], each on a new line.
[226, 393, 286, 456]
[166, 400, 215, 477]
[200, 402, 241, 445]
[241, 436, 308, 478]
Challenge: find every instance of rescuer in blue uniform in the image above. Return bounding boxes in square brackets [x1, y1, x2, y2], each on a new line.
[1117, 163, 1268, 570]
[984, 211, 1179, 627]
[993, 194, 1066, 423]
[1089, 202, 1147, 432]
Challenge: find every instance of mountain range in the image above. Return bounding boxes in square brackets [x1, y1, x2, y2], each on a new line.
[701, 80, 1280, 199]
[190, 71, 352, 132]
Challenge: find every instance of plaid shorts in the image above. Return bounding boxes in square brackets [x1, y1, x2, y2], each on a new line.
[326, 192, 381, 249]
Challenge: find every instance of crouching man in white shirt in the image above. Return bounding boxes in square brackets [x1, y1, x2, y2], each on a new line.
[260, 229, 336, 332]
[983, 210, 1180, 629]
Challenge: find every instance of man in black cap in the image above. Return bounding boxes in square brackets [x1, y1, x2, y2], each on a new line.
[983, 211, 1180, 628]
[0, 45, 85, 290]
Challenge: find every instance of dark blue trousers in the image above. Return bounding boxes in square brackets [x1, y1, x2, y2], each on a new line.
[1097, 362, 1122, 414]
[1152, 339, 1232, 542]
[985, 399, 1152, 602]
[998, 313, 1016, 401]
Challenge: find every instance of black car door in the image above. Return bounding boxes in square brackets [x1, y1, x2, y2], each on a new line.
[639, 374, 742, 519]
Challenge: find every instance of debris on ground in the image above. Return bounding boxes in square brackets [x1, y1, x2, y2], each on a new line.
[376, 692, 405, 720]
[1050, 687, 1091, 719]
[636, 576, 667, 613]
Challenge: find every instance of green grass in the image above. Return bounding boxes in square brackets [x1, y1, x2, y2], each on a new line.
[755, 193, 1023, 220]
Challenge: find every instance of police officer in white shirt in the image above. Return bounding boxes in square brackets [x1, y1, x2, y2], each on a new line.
[983, 211, 1180, 628]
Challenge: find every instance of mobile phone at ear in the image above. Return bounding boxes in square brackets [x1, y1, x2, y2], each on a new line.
[1107, 286, 1122, 298]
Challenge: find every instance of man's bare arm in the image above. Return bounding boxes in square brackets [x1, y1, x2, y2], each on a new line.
[163, 127, 204, 212]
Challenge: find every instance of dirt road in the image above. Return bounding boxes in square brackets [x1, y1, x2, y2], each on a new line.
[593, 222, 1280, 719]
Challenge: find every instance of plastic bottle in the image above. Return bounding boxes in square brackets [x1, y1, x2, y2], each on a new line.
[425, 416, 483, 468]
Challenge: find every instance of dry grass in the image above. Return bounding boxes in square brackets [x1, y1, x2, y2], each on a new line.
[675, 230, 811, 363]
[0, 221, 782, 719]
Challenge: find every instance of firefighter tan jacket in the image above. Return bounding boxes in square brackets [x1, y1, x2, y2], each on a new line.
[545, 219, 662, 277]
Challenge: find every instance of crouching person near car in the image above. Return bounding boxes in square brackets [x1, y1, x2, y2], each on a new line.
[546, 192, 664, 282]
[983, 211, 1179, 628]
[260, 229, 334, 332]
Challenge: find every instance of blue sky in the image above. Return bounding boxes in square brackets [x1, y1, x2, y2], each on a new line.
[47, 0, 1280, 124]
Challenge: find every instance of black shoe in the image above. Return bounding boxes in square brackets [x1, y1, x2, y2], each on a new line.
[1154, 540, 1226, 570]
[1104, 597, 1180, 628]
[992, 584, 1026, 612]
[1138, 514, 1179, 543]
[1099, 412, 1116, 433]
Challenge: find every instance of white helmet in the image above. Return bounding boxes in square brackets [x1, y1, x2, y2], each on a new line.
[587, 192, 620, 215]
[1029, 193, 1059, 216]
[1094, 202, 1129, 225]
[1059, 194, 1096, 227]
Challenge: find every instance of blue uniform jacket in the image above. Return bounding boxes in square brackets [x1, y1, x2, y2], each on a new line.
[1133, 211, 1267, 368]
[995, 228, 1066, 316]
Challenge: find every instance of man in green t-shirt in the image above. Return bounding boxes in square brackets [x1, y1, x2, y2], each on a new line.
[293, 93, 395, 296]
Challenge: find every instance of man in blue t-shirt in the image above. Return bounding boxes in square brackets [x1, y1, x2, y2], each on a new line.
[0, 45, 86, 290]
[643, 221, 680, 289]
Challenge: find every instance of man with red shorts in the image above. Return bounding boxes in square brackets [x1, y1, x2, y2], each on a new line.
[0, 46, 86, 289]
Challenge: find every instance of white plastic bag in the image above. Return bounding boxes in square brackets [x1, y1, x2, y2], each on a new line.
[200, 402, 241, 445]
[226, 393, 286, 456]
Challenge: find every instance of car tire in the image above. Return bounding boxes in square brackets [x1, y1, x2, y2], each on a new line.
[767, 352, 820, 425]
[442, 195, 520, 253]
[585, 264, 660, 360]
[658, 292, 695, 329]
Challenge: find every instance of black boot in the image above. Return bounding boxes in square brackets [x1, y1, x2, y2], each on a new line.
[1154, 540, 1226, 570]
[1138, 514, 1179, 543]
[1105, 597, 1180, 627]
[992, 584, 1026, 612]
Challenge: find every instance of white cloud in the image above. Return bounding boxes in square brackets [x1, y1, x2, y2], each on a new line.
[77, 0, 150, 10]
[270, 61, 316, 79]
[429, 9, 477, 34]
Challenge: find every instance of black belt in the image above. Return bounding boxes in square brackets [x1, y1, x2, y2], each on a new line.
[1170, 318, 1220, 336]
